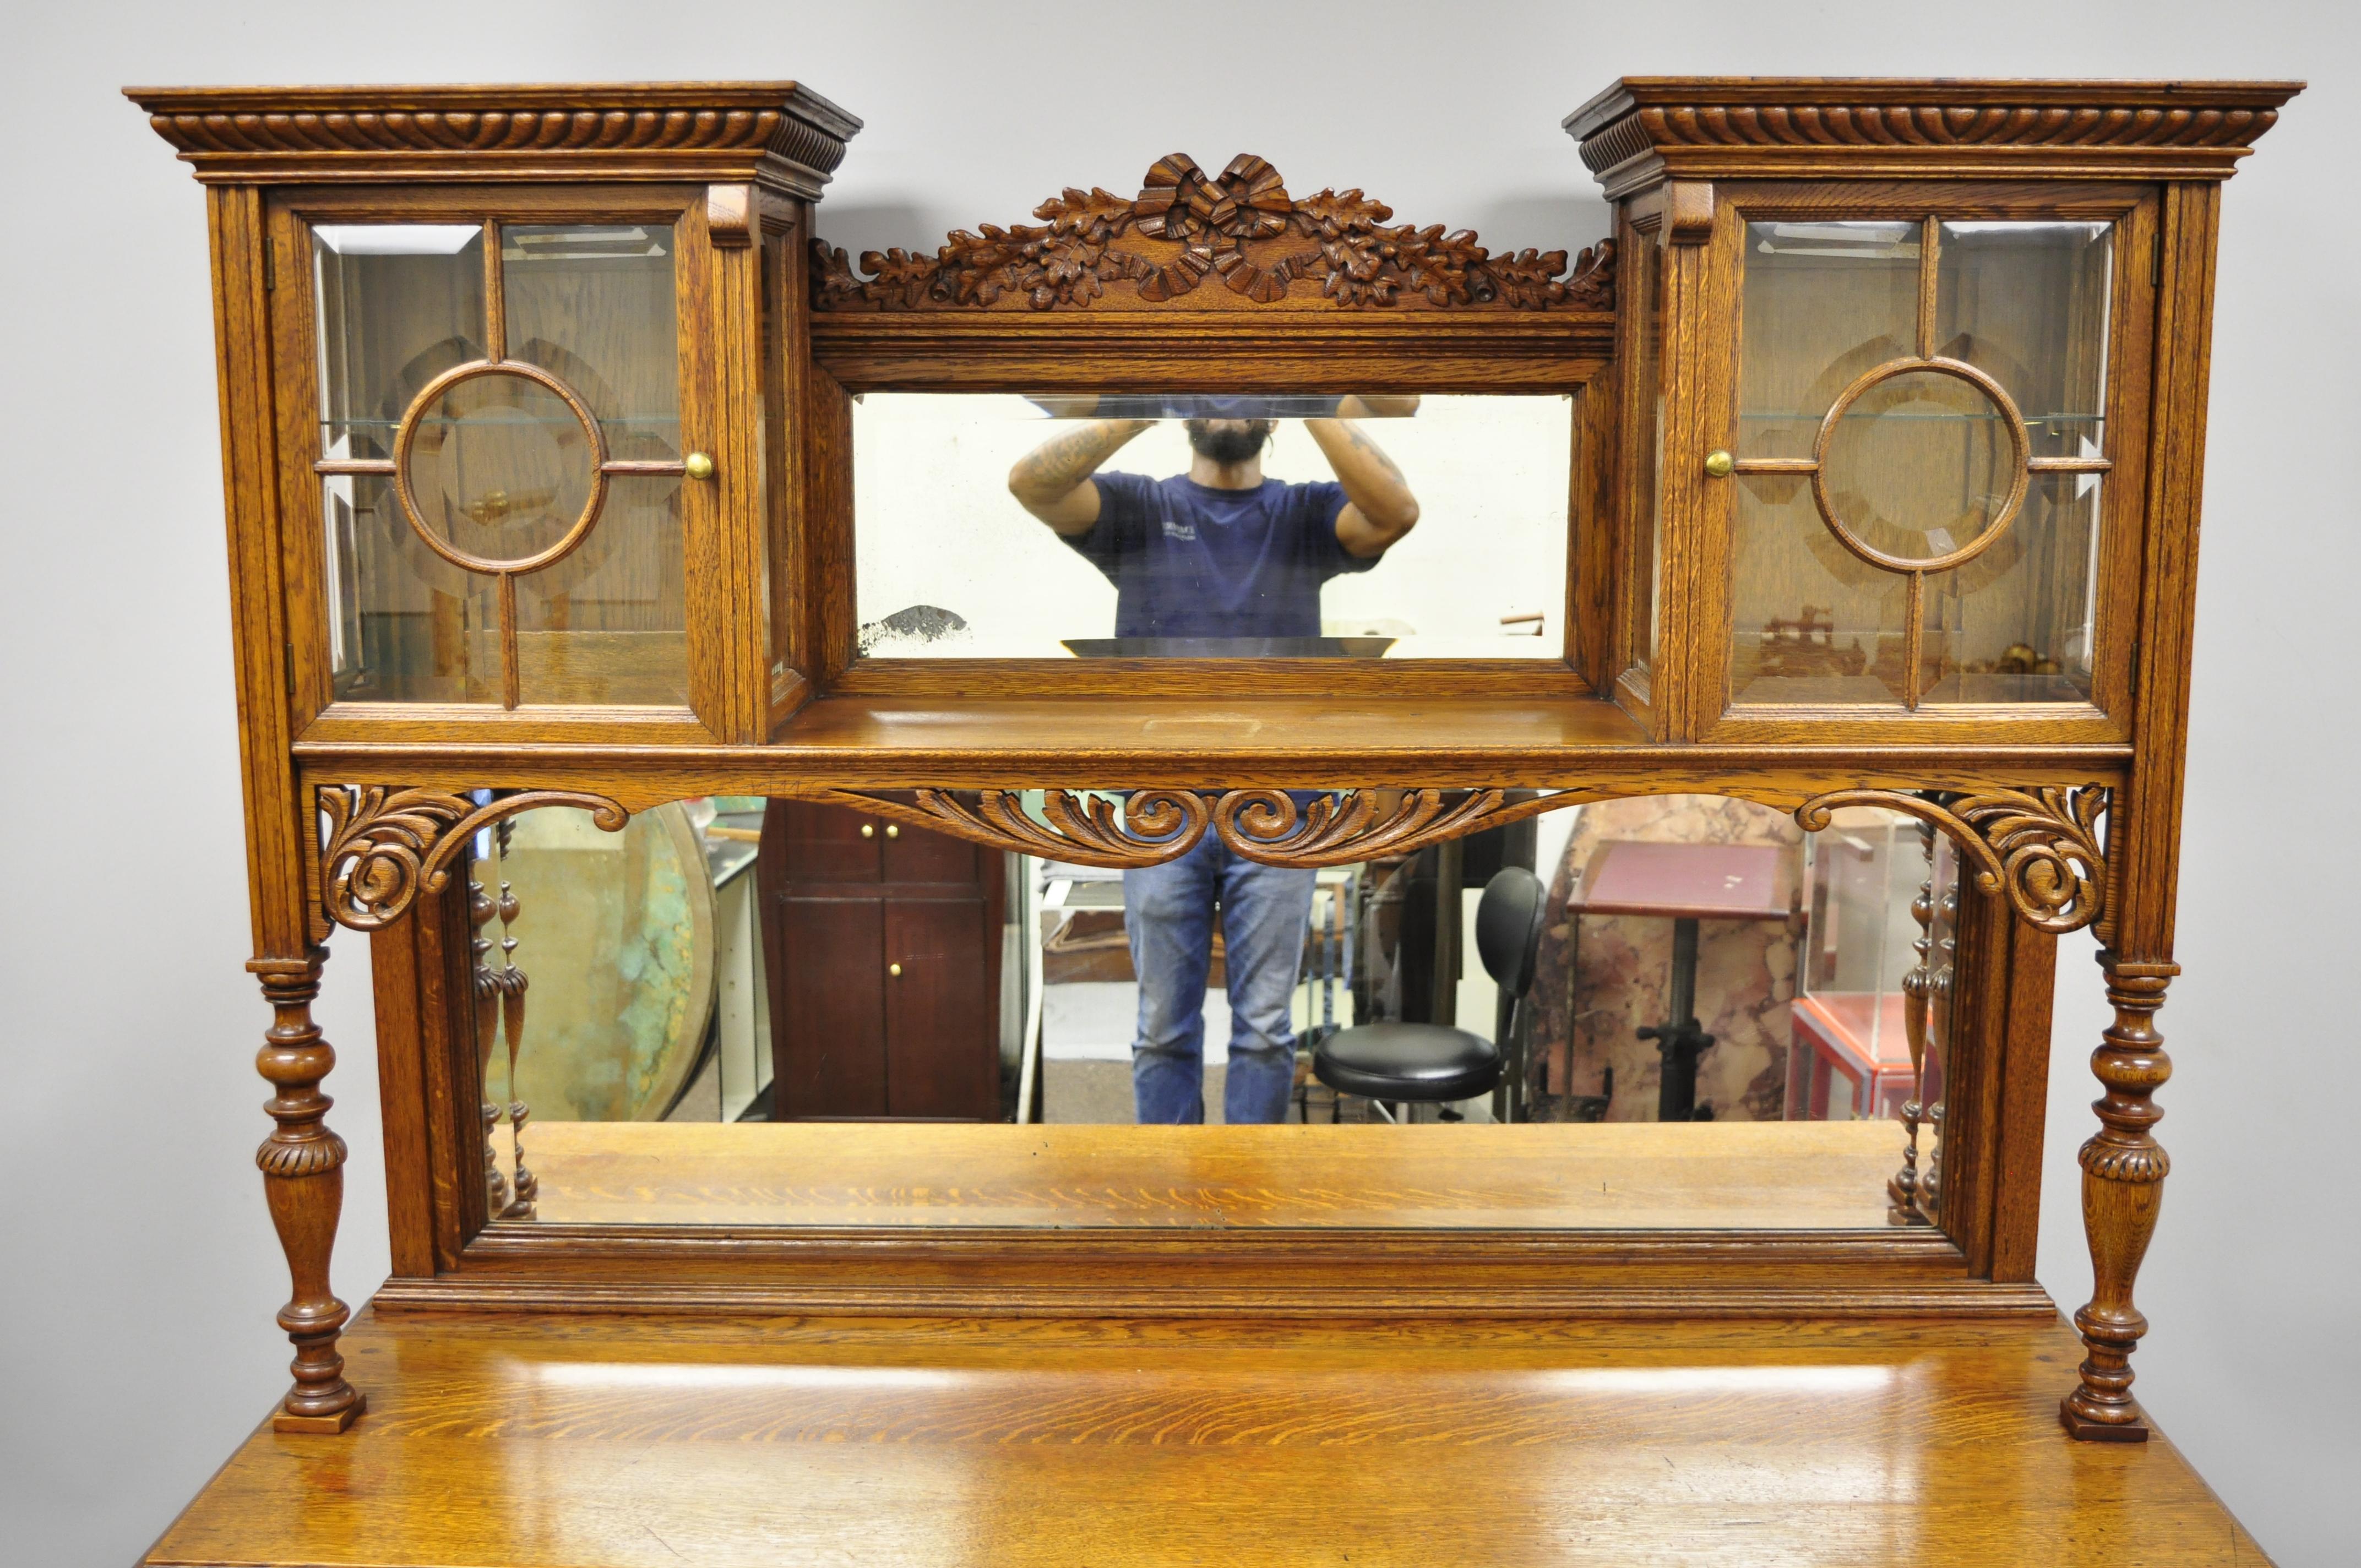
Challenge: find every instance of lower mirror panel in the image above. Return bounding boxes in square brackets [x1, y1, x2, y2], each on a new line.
[444, 790, 1970, 1233]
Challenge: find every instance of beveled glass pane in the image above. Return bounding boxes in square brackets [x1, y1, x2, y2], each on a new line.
[1729, 473, 1905, 705]
[1921, 473, 2099, 703]
[1737, 221, 1919, 460]
[1819, 369, 2011, 564]
[324, 471, 501, 703]
[851, 394, 1570, 660]
[313, 224, 485, 460]
[1732, 215, 2114, 711]
[498, 224, 689, 706]
[1937, 222, 2111, 459]
[515, 475, 690, 705]
[314, 224, 496, 701]
[501, 225, 680, 458]
[404, 373, 592, 567]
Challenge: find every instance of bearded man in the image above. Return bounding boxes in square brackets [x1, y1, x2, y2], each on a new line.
[1006, 396, 1421, 1125]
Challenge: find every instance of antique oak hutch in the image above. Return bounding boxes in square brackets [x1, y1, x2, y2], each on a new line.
[130, 74, 2296, 1564]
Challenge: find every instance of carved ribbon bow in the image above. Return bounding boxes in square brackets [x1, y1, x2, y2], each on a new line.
[1131, 153, 1297, 302]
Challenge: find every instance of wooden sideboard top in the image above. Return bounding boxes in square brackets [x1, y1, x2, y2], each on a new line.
[145, 1308, 2267, 1567]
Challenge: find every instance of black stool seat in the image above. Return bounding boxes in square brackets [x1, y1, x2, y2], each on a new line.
[1314, 1023, 1503, 1103]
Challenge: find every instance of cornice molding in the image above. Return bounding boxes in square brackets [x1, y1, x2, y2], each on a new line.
[127, 81, 861, 192]
[1565, 77, 2300, 194]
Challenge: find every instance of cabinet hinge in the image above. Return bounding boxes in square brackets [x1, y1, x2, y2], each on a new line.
[284, 643, 297, 698]
[2151, 230, 2164, 288]
[262, 244, 276, 292]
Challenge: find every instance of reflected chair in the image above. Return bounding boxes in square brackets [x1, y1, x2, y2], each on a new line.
[1313, 867, 1547, 1122]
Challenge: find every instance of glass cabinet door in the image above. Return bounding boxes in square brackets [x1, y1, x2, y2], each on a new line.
[1727, 213, 2123, 711]
[311, 219, 691, 709]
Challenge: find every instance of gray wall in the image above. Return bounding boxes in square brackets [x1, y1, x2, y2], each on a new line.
[2, 3, 2352, 1563]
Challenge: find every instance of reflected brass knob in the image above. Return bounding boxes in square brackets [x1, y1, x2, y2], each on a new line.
[859, 823, 874, 839]
[889, 962, 903, 978]
[1704, 449, 1734, 478]
[884, 824, 899, 840]
[683, 451, 716, 481]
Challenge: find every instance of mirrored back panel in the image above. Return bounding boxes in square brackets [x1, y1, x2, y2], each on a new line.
[851, 394, 1574, 661]
[451, 790, 1971, 1233]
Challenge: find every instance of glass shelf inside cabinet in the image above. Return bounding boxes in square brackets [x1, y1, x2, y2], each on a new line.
[1729, 219, 2113, 710]
[312, 221, 690, 710]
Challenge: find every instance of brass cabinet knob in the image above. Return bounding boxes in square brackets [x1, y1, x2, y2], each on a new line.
[859, 823, 874, 839]
[888, 962, 903, 978]
[683, 451, 716, 481]
[884, 824, 899, 839]
[1704, 449, 1734, 478]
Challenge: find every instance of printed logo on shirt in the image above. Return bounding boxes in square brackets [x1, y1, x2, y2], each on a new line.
[1161, 518, 1198, 542]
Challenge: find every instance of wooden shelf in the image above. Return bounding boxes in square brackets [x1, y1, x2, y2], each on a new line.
[144, 1309, 2265, 1567]
[771, 692, 1654, 767]
[291, 694, 2136, 798]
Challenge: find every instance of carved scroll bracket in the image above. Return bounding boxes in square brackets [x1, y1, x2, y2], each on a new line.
[1796, 785, 2109, 937]
[317, 786, 628, 933]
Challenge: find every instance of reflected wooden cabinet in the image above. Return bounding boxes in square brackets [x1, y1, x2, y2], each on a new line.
[757, 799, 1007, 1121]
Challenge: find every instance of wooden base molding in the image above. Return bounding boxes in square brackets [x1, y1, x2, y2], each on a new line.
[271, 1395, 366, 1436]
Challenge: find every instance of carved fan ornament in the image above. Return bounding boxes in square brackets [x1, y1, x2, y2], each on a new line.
[812, 152, 1614, 312]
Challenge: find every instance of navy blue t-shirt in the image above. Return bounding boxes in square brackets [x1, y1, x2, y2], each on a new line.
[1064, 472, 1377, 639]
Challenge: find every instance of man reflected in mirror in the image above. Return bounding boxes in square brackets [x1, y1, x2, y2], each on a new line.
[1005, 397, 1421, 1124]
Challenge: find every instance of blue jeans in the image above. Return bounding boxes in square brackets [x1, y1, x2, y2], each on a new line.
[1125, 836, 1315, 1125]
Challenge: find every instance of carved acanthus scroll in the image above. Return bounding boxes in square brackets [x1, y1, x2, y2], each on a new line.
[812, 151, 1614, 312]
[813, 789, 1211, 869]
[1209, 790, 1566, 867]
[318, 786, 627, 932]
[804, 788, 1576, 870]
[1796, 784, 2108, 935]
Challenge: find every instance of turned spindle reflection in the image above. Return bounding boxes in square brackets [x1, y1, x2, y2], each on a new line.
[1918, 881, 1959, 1221]
[496, 817, 535, 1219]
[1887, 823, 1937, 1224]
[467, 874, 508, 1217]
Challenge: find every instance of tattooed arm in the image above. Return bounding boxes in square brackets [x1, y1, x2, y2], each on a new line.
[1007, 418, 1157, 535]
[1304, 418, 1421, 558]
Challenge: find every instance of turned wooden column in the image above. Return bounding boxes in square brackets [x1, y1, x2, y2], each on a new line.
[250, 951, 366, 1434]
[2060, 955, 2177, 1440]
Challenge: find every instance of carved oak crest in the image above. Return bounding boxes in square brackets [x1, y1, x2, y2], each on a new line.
[812, 152, 1614, 312]
[317, 786, 628, 933]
